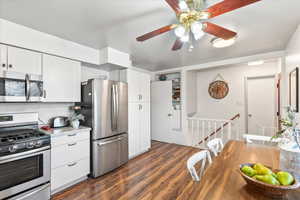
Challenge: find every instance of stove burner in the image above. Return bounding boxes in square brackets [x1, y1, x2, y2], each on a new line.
[0, 129, 47, 145]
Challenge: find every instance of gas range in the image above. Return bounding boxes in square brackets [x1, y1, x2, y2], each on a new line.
[0, 128, 50, 156]
[0, 113, 51, 200]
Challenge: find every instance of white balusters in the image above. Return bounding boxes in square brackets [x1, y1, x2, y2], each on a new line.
[187, 116, 239, 148]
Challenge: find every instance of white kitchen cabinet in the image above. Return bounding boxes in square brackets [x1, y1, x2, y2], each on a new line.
[0, 44, 7, 75]
[49, 128, 91, 194]
[126, 69, 150, 102]
[7, 46, 42, 75]
[128, 102, 151, 158]
[43, 54, 81, 102]
[0, 45, 42, 76]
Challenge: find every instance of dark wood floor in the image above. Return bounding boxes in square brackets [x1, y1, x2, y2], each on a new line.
[52, 141, 203, 200]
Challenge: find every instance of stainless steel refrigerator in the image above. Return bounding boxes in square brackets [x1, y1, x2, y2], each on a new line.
[81, 79, 128, 178]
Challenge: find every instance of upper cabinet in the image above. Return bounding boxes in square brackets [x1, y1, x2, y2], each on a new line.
[7, 46, 42, 75]
[126, 69, 150, 102]
[0, 44, 7, 74]
[43, 54, 81, 102]
[0, 45, 42, 76]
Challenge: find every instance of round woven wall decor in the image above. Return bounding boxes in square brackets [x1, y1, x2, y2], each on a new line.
[208, 80, 229, 99]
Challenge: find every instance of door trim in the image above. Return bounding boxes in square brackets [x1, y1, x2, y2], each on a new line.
[244, 74, 276, 134]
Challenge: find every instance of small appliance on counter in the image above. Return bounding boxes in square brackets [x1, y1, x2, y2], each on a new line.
[49, 116, 69, 128]
[0, 112, 51, 200]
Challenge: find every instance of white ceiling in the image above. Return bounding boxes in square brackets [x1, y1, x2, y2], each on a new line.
[0, 0, 299, 71]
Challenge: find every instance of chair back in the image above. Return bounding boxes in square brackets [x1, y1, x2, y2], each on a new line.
[206, 138, 224, 157]
[186, 150, 212, 181]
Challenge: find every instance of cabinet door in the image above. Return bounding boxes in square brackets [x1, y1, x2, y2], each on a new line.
[139, 102, 151, 151]
[127, 69, 141, 102]
[128, 103, 139, 158]
[43, 54, 81, 102]
[139, 72, 151, 102]
[0, 45, 7, 75]
[7, 46, 42, 75]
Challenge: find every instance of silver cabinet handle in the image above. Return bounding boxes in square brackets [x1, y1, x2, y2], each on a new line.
[68, 133, 77, 137]
[68, 142, 77, 146]
[67, 162, 77, 167]
[138, 104, 143, 110]
[43, 90, 47, 98]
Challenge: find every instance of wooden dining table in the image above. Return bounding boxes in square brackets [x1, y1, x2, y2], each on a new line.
[191, 140, 300, 200]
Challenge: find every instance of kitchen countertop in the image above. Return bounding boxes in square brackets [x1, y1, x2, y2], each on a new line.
[40, 126, 91, 137]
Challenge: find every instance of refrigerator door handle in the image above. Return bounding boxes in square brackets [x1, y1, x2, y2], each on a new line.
[111, 84, 118, 131]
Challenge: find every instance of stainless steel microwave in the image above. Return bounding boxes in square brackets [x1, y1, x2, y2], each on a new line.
[0, 71, 43, 102]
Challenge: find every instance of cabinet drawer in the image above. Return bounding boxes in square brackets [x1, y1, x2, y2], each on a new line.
[51, 131, 90, 147]
[51, 158, 89, 192]
[51, 139, 90, 169]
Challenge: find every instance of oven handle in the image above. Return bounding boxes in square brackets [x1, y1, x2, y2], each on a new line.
[25, 74, 31, 101]
[0, 146, 50, 163]
[11, 183, 50, 200]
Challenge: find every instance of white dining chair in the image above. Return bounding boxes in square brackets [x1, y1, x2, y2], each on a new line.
[243, 134, 281, 144]
[187, 150, 212, 181]
[206, 138, 224, 157]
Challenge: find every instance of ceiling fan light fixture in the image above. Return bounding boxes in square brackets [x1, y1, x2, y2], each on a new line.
[191, 22, 203, 35]
[174, 25, 186, 37]
[180, 32, 189, 42]
[179, 0, 189, 11]
[211, 36, 237, 48]
[193, 31, 204, 40]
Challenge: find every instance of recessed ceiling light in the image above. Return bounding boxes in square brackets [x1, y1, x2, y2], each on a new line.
[248, 60, 265, 66]
[211, 36, 237, 48]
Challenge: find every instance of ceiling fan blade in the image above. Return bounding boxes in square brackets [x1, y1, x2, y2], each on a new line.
[205, 0, 262, 18]
[203, 22, 237, 40]
[172, 38, 183, 51]
[136, 24, 176, 42]
[165, 0, 181, 14]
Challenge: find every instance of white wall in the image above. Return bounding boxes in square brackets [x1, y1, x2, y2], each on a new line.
[195, 61, 279, 134]
[0, 103, 73, 124]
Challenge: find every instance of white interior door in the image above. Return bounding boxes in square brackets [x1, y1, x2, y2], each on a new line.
[151, 81, 173, 142]
[247, 76, 276, 136]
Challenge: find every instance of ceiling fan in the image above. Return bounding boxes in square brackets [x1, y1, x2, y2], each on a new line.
[136, 0, 261, 51]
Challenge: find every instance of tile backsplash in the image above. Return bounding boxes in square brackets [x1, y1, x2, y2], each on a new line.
[0, 103, 74, 124]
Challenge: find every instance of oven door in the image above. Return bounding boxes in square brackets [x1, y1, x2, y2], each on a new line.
[0, 147, 50, 200]
[0, 72, 43, 102]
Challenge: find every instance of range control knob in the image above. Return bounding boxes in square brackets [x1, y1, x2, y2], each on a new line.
[35, 141, 43, 147]
[26, 141, 36, 149]
[9, 145, 18, 153]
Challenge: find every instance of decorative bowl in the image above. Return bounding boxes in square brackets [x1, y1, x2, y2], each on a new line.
[239, 163, 300, 198]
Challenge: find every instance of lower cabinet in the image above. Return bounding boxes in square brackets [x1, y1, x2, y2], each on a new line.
[50, 129, 90, 194]
[128, 102, 151, 158]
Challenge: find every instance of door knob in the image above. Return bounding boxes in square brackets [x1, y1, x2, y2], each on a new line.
[2, 63, 5, 68]
[248, 114, 252, 117]
[168, 114, 172, 117]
